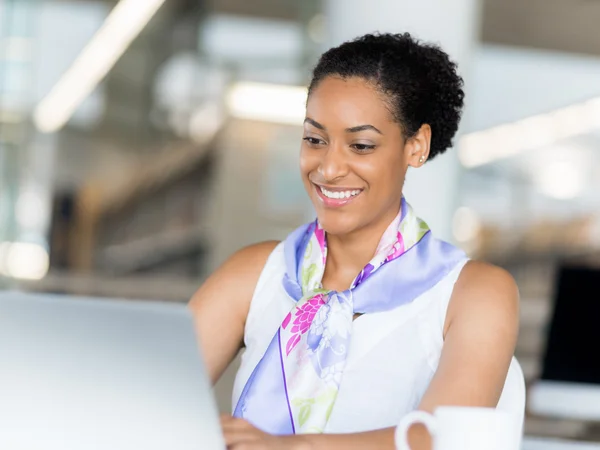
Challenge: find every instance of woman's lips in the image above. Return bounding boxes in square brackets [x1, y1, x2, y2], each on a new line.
[313, 184, 363, 208]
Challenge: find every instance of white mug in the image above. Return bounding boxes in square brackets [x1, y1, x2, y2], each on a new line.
[395, 406, 520, 450]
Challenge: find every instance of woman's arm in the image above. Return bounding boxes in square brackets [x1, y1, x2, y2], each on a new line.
[222, 260, 520, 450]
[405, 260, 520, 449]
[188, 241, 279, 384]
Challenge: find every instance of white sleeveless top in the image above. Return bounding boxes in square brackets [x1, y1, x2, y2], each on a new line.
[232, 243, 525, 434]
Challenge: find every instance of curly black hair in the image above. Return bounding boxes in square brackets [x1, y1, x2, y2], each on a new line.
[308, 33, 465, 161]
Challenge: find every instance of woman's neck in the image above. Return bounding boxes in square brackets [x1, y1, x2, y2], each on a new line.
[322, 207, 400, 291]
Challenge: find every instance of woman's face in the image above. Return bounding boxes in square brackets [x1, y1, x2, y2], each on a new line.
[300, 76, 422, 237]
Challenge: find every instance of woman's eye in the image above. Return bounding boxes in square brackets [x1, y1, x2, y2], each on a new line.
[303, 137, 324, 146]
[352, 143, 376, 152]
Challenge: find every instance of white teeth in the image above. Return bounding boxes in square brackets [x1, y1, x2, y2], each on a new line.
[320, 187, 361, 199]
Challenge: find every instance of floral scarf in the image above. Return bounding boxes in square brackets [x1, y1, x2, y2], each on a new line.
[233, 197, 466, 434]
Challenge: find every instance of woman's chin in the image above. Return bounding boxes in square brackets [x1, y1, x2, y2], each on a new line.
[315, 215, 361, 237]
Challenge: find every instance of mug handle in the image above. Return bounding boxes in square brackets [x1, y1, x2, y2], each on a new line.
[395, 411, 438, 450]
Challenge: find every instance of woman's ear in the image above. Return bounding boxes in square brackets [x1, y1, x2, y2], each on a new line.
[405, 124, 432, 167]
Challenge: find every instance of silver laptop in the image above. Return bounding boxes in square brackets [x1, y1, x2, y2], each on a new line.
[0, 290, 225, 450]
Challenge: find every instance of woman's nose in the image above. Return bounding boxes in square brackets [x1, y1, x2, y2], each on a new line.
[318, 143, 348, 182]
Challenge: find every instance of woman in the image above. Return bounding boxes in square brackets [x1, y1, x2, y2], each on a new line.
[190, 33, 523, 450]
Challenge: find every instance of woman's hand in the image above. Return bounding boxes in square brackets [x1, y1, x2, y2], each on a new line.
[221, 416, 402, 449]
[220, 415, 310, 450]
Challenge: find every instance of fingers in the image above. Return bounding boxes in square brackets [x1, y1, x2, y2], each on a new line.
[228, 444, 263, 450]
[221, 416, 262, 448]
[225, 433, 261, 448]
[221, 415, 254, 432]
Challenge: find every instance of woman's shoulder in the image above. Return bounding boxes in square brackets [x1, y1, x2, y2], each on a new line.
[217, 240, 282, 289]
[444, 260, 520, 337]
[455, 260, 519, 300]
[228, 241, 281, 268]
[189, 241, 281, 316]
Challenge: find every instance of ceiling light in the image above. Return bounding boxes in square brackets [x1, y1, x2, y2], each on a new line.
[226, 81, 307, 125]
[33, 0, 167, 133]
[536, 160, 585, 200]
[459, 95, 600, 168]
[585, 97, 600, 127]
[2, 242, 49, 280]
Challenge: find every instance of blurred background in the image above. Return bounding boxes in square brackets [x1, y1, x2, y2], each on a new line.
[1, 0, 600, 444]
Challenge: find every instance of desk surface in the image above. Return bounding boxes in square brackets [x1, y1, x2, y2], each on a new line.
[523, 437, 600, 450]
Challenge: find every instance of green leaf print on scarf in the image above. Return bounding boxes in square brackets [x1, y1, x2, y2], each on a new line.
[291, 387, 337, 431]
[301, 263, 318, 290]
[292, 398, 315, 428]
[304, 239, 313, 260]
[416, 218, 430, 241]
[299, 403, 312, 428]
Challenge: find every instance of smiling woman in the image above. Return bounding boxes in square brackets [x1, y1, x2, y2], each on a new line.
[300, 76, 410, 237]
[190, 33, 524, 450]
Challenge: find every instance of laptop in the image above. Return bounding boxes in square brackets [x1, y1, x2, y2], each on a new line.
[528, 264, 600, 420]
[0, 290, 225, 450]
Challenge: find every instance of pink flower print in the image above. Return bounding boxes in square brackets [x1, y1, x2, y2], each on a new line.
[292, 294, 326, 334]
[386, 231, 405, 262]
[282, 312, 292, 329]
[286, 334, 301, 356]
[285, 294, 326, 355]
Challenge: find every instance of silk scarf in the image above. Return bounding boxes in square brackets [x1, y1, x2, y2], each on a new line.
[233, 197, 466, 434]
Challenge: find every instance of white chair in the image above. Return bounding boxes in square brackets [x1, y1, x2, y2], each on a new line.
[497, 357, 527, 442]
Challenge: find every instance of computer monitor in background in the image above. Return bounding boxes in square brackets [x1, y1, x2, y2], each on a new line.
[529, 264, 600, 420]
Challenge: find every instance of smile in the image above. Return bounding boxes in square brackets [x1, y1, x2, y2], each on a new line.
[314, 184, 363, 207]
[320, 187, 361, 199]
